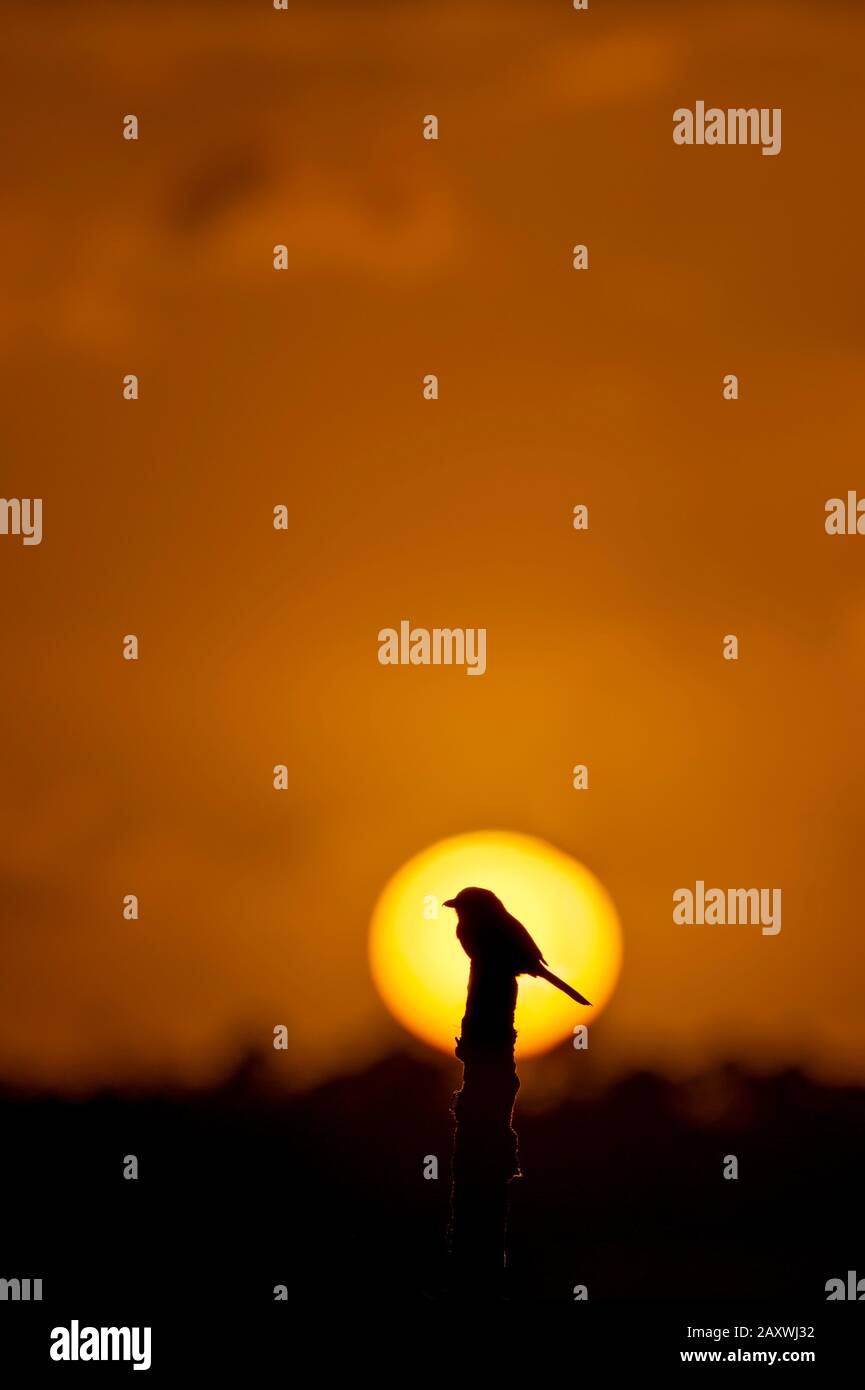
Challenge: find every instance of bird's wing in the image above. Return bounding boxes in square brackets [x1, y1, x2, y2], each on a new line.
[504, 911, 545, 967]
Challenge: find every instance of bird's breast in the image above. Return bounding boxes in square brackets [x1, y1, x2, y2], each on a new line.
[455, 921, 474, 958]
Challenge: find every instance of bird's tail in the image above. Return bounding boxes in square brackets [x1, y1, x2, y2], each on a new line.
[535, 965, 592, 1006]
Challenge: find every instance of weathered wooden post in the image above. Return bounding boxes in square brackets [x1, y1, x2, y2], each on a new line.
[448, 960, 521, 1296]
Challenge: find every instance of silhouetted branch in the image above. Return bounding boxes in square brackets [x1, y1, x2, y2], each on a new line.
[448, 961, 521, 1296]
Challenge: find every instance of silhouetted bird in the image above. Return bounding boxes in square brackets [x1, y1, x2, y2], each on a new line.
[443, 887, 592, 1005]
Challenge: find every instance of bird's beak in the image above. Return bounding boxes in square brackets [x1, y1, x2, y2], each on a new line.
[443, 898, 456, 908]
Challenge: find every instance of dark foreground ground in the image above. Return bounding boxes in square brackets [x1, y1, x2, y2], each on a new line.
[1, 1052, 862, 1372]
[2, 1051, 863, 1301]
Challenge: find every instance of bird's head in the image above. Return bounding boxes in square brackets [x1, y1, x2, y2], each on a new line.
[442, 886, 505, 922]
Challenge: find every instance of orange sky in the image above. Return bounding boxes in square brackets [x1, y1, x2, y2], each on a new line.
[2, 0, 864, 1092]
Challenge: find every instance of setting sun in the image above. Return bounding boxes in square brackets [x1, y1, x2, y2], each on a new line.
[369, 831, 623, 1056]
